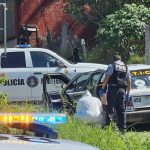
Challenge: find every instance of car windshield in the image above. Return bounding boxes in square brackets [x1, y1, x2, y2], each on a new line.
[130, 69, 150, 89]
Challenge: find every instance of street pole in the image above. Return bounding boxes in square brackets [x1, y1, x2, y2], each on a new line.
[0, 3, 7, 55]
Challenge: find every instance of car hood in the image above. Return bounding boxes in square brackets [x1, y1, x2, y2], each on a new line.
[0, 134, 98, 150]
[73, 63, 107, 70]
[130, 87, 150, 96]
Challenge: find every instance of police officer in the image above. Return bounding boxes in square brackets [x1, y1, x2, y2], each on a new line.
[68, 48, 82, 63]
[101, 55, 131, 131]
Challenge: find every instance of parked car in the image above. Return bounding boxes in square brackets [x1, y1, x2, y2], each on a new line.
[0, 46, 107, 102]
[0, 113, 99, 150]
[43, 64, 150, 124]
[126, 64, 150, 124]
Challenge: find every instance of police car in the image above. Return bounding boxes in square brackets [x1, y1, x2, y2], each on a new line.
[0, 46, 107, 102]
[126, 64, 150, 124]
[43, 64, 150, 124]
[0, 113, 99, 150]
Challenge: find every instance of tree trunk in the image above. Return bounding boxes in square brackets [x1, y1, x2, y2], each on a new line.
[145, 25, 150, 65]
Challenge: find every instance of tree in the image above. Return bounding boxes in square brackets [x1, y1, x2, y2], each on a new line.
[96, 4, 150, 63]
[64, 0, 149, 25]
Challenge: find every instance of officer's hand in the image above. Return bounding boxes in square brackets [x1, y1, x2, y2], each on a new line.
[125, 94, 130, 101]
[99, 88, 105, 97]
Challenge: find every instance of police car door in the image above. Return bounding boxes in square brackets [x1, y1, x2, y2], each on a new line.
[0, 51, 32, 101]
[64, 70, 104, 101]
[29, 51, 67, 101]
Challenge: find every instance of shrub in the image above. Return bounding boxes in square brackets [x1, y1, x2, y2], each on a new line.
[127, 54, 145, 64]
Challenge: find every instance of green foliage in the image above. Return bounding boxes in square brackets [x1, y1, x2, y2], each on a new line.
[64, 1, 150, 63]
[0, 73, 8, 111]
[0, 93, 8, 111]
[0, 73, 7, 85]
[64, 0, 123, 24]
[97, 4, 150, 62]
[86, 47, 115, 64]
[64, 0, 150, 24]
[127, 54, 145, 64]
[56, 117, 150, 150]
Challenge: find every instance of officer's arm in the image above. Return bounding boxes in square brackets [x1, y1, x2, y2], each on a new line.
[101, 64, 113, 89]
[126, 68, 131, 95]
[127, 78, 131, 95]
[102, 75, 110, 89]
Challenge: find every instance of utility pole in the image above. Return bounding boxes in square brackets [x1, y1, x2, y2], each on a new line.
[0, 1, 7, 54]
[145, 25, 150, 65]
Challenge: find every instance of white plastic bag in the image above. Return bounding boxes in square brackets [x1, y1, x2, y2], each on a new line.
[75, 90, 105, 125]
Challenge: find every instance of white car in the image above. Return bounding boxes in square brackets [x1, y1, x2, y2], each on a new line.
[43, 64, 150, 124]
[0, 46, 107, 102]
[0, 135, 99, 150]
[126, 64, 150, 124]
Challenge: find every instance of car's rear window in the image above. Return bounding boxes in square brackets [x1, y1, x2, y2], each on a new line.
[130, 69, 150, 89]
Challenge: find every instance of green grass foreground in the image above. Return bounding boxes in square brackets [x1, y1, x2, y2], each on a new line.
[56, 116, 150, 150]
[0, 100, 150, 150]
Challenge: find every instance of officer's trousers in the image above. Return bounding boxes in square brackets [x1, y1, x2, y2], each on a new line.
[106, 85, 126, 130]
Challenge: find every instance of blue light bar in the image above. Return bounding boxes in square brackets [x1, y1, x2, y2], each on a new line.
[0, 113, 66, 125]
[16, 44, 31, 48]
[33, 113, 66, 124]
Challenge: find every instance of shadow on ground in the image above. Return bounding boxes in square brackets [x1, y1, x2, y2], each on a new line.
[127, 123, 150, 132]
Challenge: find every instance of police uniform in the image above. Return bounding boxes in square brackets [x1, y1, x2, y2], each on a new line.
[105, 60, 131, 130]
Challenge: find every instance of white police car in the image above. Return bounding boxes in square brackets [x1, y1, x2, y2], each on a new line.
[0, 113, 99, 150]
[126, 64, 150, 124]
[0, 46, 107, 102]
[43, 64, 150, 124]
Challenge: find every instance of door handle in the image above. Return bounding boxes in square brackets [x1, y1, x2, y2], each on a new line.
[33, 72, 42, 75]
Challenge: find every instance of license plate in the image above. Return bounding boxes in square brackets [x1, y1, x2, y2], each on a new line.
[133, 96, 150, 108]
[133, 96, 142, 108]
[133, 97, 141, 103]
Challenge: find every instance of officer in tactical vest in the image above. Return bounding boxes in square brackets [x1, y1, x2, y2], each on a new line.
[101, 55, 131, 131]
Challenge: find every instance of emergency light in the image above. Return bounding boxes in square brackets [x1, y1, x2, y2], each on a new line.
[16, 44, 31, 48]
[0, 113, 66, 125]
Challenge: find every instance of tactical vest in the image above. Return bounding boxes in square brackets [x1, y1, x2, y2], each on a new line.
[108, 63, 128, 88]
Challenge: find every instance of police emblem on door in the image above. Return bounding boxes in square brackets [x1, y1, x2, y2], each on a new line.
[26, 76, 39, 88]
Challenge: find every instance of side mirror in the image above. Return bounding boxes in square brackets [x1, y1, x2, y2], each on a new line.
[56, 61, 67, 68]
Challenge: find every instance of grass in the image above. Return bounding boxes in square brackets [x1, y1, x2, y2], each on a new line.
[56, 116, 150, 150]
[0, 98, 150, 150]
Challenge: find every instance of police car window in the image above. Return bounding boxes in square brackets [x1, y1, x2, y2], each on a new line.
[66, 74, 91, 92]
[85, 72, 102, 92]
[1, 52, 26, 68]
[30, 51, 59, 67]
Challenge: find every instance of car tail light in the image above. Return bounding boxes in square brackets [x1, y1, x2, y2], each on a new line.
[126, 97, 134, 111]
[126, 100, 133, 107]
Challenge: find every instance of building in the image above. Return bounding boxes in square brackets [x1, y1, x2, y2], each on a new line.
[0, 0, 96, 58]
